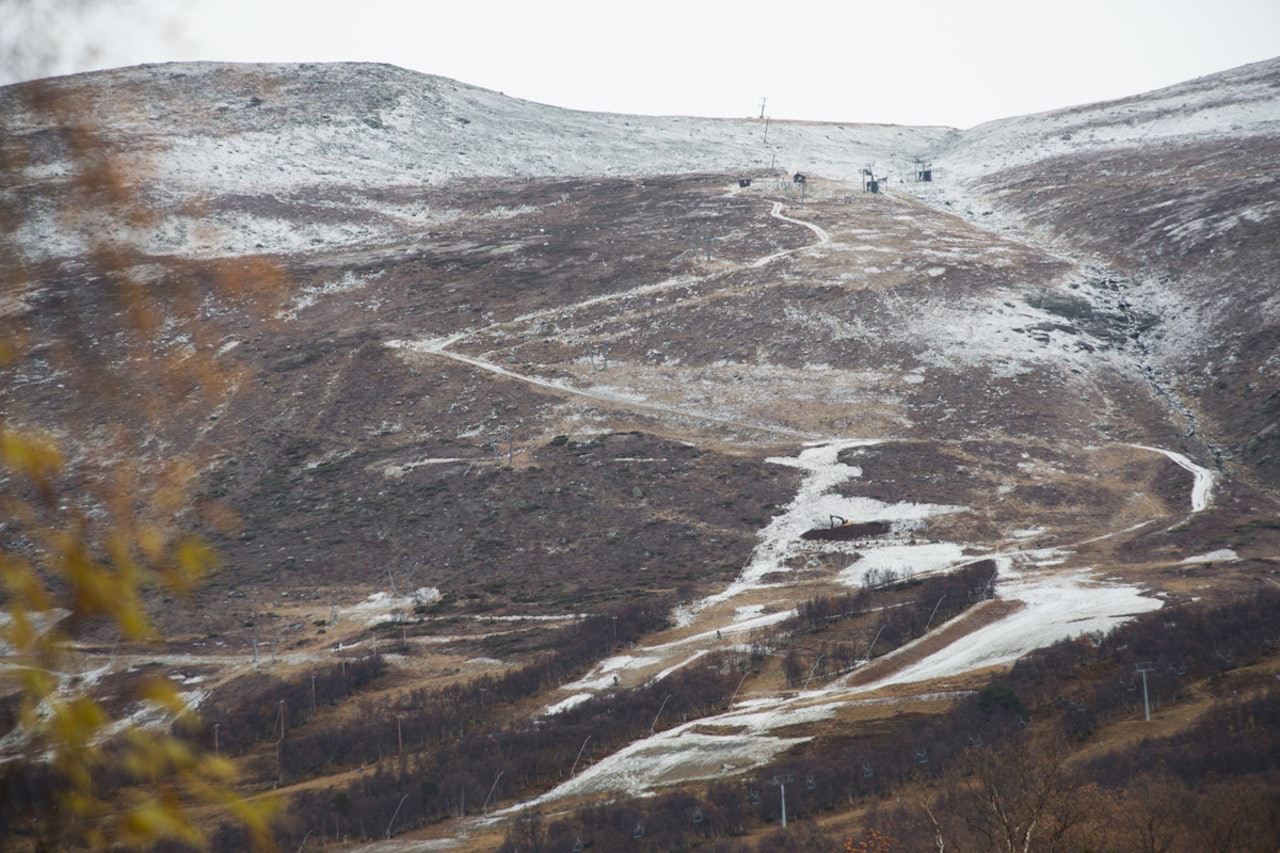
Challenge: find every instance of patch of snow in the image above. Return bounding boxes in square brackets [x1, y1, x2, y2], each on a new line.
[851, 565, 1162, 689]
[278, 269, 385, 320]
[649, 650, 709, 685]
[559, 654, 661, 693]
[544, 693, 592, 716]
[347, 591, 416, 625]
[513, 728, 808, 805]
[1129, 444, 1216, 512]
[1180, 549, 1239, 564]
[412, 587, 442, 606]
[702, 440, 965, 608]
[838, 542, 969, 587]
[638, 610, 796, 658]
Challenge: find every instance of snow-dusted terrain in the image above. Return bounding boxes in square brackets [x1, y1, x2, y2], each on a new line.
[4, 54, 1279, 848]
[7, 58, 1277, 266]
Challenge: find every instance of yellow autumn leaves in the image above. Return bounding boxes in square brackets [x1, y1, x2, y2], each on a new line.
[1, 424, 279, 850]
[2, 69, 285, 848]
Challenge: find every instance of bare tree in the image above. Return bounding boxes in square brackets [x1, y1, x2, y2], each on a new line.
[930, 727, 1083, 853]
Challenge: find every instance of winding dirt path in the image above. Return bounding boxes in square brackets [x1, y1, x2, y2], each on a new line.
[389, 190, 833, 440]
[752, 200, 830, 266]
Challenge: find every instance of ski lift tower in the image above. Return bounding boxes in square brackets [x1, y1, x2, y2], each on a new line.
[914, 157, 933, 182]
[769, 775, 793, 829]
[861, 165, 880, 194]
[1135, 662, 1155, 721]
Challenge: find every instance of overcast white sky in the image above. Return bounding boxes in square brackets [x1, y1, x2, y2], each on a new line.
[6, 0, 1279, 128]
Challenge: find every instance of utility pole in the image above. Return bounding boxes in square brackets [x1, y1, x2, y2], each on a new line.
[759, 96, 766, 119]
[1135, 662, 1154, 720]
[925, 594, 947, 632]
[804, 654, 826, 689]
[728, 670, 749, 709]
[386, 793, 411, 838]
[276, 700, 287, 785]
[651, 694, 673, 734]
[770, 775, 792, 829]
[483, 769, 505, 816]
[866, 624, 886, 660]
[571, 735, 591, 777]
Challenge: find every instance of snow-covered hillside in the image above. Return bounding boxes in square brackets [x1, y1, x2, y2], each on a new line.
[933, 56, 1280, 183]
[6, 57, 1278, 264]
[4, 62, 946, 195]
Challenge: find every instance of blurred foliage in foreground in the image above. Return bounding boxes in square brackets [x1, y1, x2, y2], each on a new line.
[2, 29, 284, 848]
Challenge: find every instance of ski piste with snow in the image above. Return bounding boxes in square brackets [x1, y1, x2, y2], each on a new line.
[514, 439, 1209, 806]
